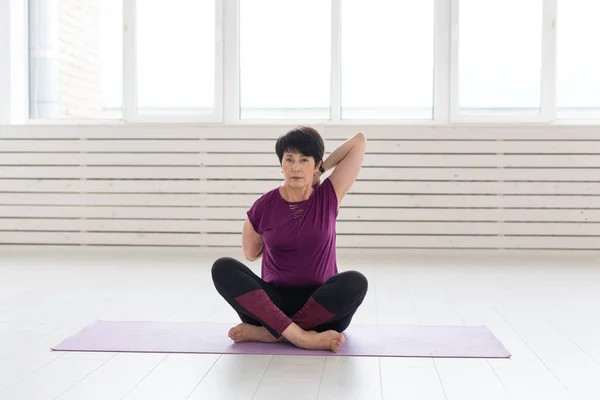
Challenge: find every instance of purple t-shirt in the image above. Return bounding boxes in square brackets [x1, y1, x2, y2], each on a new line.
[247, 177, 339, 287]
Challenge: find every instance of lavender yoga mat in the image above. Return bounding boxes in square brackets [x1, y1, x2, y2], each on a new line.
[52, 321, 510, 358]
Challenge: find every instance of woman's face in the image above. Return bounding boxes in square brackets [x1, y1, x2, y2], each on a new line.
[281, 151, 319, 188]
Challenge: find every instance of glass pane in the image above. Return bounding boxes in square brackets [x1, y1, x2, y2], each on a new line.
[240, 0, 331, 119]
[341, 0, 434, 120]
[136, 0, 215, 114]
[458, 0, 543, 113]
[557, 0, 600, 118]
[29, 0, 122, 119]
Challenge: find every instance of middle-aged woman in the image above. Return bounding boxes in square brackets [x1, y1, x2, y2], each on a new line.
[211, 126, 368, 352]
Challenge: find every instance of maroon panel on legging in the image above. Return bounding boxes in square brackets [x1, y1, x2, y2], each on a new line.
[291, 297, 336, 330]
[234, 289, 293, 336]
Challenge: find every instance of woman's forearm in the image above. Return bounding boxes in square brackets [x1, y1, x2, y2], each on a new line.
[321, 132, 365, 172]
[242, 218, 264, 261]
[244, 238, 263, 261]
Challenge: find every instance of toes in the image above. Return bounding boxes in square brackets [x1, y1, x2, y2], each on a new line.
[330, 334, 345, 352]
[330, 339, 343, 352]
[229, 325, 244, 341]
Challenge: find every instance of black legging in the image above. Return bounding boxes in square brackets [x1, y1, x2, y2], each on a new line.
[211, 257, 368, 339]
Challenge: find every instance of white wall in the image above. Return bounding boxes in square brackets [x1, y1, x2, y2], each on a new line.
[1, 124, 599, 251]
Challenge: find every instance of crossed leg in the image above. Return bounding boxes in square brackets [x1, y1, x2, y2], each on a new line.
[290, 270, 368, 332]
[211, 257, 368, 352]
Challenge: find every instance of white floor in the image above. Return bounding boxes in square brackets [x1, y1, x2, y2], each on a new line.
[1, 246, 599, 400]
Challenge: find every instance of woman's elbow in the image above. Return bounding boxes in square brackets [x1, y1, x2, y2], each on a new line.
[242, 245, 254, 261]
[244, 253, 261, 262]
[354, 132, 367, 153]
[242, 243, 262, 262]
[243, 248, 257, 262]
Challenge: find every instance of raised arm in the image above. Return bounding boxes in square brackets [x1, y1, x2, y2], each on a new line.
[242, 216, 264, 261]
[321, 132, 367, 205]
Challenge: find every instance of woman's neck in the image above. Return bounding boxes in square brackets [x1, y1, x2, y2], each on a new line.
[280, 184, 313, 202]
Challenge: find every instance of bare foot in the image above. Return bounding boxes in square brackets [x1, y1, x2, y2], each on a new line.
[300, 330, 345, 353]
[228, 323, 282, 343]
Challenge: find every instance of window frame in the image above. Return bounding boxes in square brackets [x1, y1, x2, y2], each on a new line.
[1, 0, 28, 125]
[554, 0, 600, 121]
[449, 0, 557, 123]
[123, 0, 224, 123]
[1, 0, 599, 125]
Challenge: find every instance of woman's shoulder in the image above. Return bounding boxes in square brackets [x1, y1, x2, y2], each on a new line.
[247, 186, 280, 231]
[314, 176, 335, 194]
[251, 186, 281, 208]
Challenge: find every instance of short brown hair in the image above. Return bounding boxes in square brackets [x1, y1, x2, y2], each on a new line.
[275, 126, 325, 165]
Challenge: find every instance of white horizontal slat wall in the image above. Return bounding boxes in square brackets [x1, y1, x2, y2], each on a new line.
[1, 124, 600, 250]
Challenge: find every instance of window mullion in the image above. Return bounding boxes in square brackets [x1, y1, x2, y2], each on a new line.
[222, 0, 239, 123]
[122, 0, 137, 122]
[541, 0, 557, 122]
[330, 0, 341, 122]
[449, 0, 460, 122]
[434, 0, 451, 122]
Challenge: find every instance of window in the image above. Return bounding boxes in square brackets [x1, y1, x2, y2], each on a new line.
[341, 0, 435, 120]
[239, 0, 331, 119]
[457, 0, 543, 115]
[136, 0, 216, 115]
[28, 0, 122, 119]
[556, 0, 600, 118]
[14, 0, 600, 124]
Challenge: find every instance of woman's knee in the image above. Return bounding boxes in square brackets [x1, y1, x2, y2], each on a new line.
[339, 270, 368, 298]
[211, 256, 238, 284]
